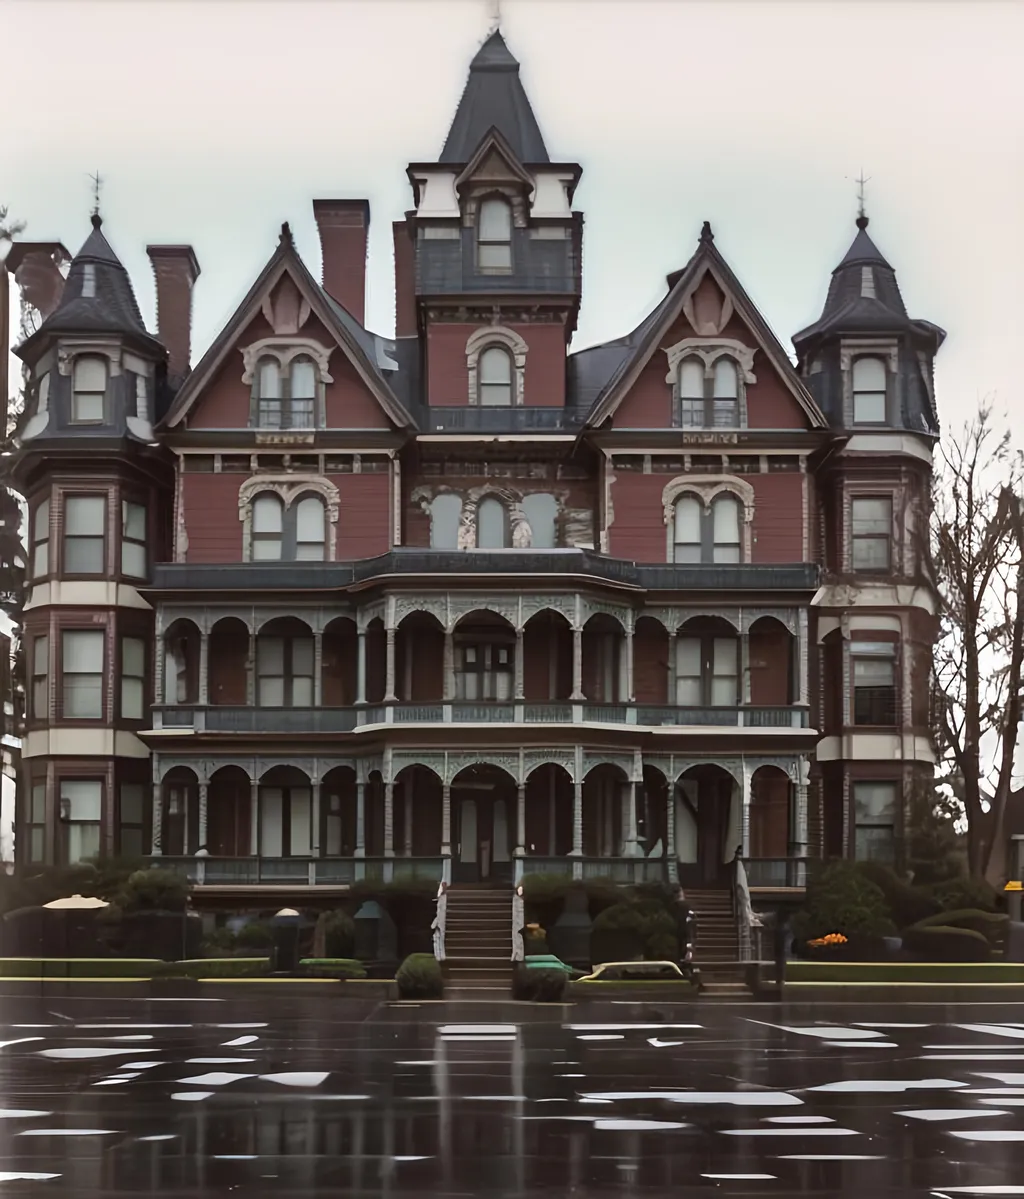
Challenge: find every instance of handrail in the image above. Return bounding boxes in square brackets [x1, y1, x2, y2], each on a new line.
[511, 884, 525, 963]
[733, 856, 761, 962]
[432, 881, 447, 963]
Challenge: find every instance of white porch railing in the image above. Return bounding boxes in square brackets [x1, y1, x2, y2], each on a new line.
[432, 882, 447, 963]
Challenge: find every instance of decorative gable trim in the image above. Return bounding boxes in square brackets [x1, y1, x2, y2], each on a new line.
[455, 127, 533, 193]
[663, 337, 756, 385]
[240, 337, 335, 385]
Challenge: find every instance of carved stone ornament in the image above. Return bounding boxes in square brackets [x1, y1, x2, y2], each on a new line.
[240, 337, 334, 385]
[466, 325, 528, 406]
[57, 341, 124, 377]
[238, 475, 340, 563]
[663, 338, 757, 385]
[661, 474, 755, 535]
[260, 275, 312, 336]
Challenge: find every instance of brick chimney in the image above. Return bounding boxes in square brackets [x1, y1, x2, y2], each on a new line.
[312, 199, 369, 324]
[393, 218, 416, 338]
[146, 245, 200, 382]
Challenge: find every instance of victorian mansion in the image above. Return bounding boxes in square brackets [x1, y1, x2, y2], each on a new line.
[8, 30, 942, 898]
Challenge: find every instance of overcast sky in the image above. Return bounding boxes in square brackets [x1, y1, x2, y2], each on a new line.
[4, 0, 1023, 429]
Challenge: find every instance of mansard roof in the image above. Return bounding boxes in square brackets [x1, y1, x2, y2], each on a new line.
[161, 224, 414, 431]
[440, 30, 550, 165]
[577, 222, 827, 429]
[16, 214, 164, 360]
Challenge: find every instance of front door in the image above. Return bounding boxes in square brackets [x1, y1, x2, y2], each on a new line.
[208, 785, 251, 857]
[696, 779, 731, 884]
[455, 797, 479, 883]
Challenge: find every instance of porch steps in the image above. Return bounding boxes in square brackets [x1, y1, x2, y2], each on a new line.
[443, 886, 513, 990]
[686, 887, 742, 975]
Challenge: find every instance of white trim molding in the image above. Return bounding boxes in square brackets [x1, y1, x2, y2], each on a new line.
[663, 337, 757, 385]
[239, 337, 335, 386]
[466, 325, 528, 406]
[661, 474, 755, 561]
[237, 475, 340, 562]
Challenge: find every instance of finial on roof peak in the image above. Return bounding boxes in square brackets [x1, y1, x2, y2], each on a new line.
[856, 214, 870, 231]
[91, 212, 103, 231]
[854, 168, 871, 229]
[280, 221, 293, 245]
[88, 170, 103, 224]
[700, 220, 714, 244]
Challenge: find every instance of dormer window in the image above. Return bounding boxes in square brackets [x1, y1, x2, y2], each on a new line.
[852, 356, 887, 424]
[677, 356, 739, 429]
[479, 346, 513, 406]
[254, 356, 317, 430]
[477, 198, 512, 272]
[72, 355, 107, 424]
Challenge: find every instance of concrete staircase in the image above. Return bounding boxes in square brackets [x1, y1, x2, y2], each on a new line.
[442, 885, 513, 993]
[686, 886, 747, 997]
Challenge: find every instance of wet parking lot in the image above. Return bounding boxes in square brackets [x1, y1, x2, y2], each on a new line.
[0, 995, 1023, 1197]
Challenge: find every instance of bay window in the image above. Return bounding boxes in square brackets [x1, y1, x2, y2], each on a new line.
[853, 781, 897, 863]
[61, 629, 104, 719]
[121, 501, 147, 578]
[58, 780, 102, 864]
[31, 499, 49, 578]
[118, 783, 146, 858]
[31, 635, 48, 720]
[121, 636, 146, 720]
[852, 640, 898, 726]
[63, 495, 106, 574]
[851, 496, 893, 572]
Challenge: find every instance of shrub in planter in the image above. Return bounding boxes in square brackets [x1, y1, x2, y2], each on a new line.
[513, 965, 567, 1002]
[583, 877, 623, 919]
[114, 869, 190, 914]
[591, 902, 644, 964]
[902, 923, 991, 962]
[395, 953, 443, 999]
[299, 958, 367, 980]
[913, 908, 1009, 950]
[855, 862, 941, 928]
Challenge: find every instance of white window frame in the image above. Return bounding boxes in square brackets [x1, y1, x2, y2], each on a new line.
[852, 355, 888, 425]
[121, 636, 147, 721]
[63, 494, 107, 575]
[61, 629, 105, 720]
[476, 196, 513, 272]
[121, 500, 147, 578]
[465, 327, 528, 407]
[71, 355, 107, 424]
[59, 780, 103, 865]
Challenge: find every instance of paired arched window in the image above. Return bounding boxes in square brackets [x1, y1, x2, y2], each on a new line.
[477, 197, 512, 271]
[852, 356, 887, 425]
[250, 492, 326, 561]
[477, 496, 510, 549]
[478, 346, 514, 406]
[72, 355, 107, 424]
[254, 356, 318, 429]
[677, 356, 739, 429]
[673, 493, 741, 564]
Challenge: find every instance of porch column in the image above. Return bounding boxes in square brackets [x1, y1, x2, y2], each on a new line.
[250, 779, 259, 855]
[403, 776, 413, 857]
[620, 629, 634, 702]
[383, 782, 394, 857]
[311, 781, 321, 856]
[665, 784, 677, 883]
[571, 628, 584, 701]
[198, 632, 209, 706]
[384, 629, 397, 703]
[570, 782, 583, 855]
[443, 630, 455, 701]
[514, 628, 525, 700]
[794, 774, 809, 855]
[515, 782, 526, 856]
[740, 763, 752, 858]
[197, 782, 208, 851]
[740, 630, 751, 705]
[354, 782, 366, 857]
[245, 630, 256, 706]
[622, 781, 640, 856]
[666, 631, 677, 703]
[355, 629, 367, 705]
[441, 783, 451, 857]
[151, 784, 162, 855]
[154, 615, 166, 706]
[313, 631, 323, 708]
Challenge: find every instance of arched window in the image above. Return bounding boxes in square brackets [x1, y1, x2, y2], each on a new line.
[289, 358, 316, 428]
[677, 356, 739, 429]
[672, 492, 743, 564]
[678, 358, 705, 428]
[478, 346, 513, 406]
[477, 497, 509, 549]
[72, 355, 107, 424]
[712, 359, 738, 427]
[294, 495, 326, 560]
[430, 494, 463, 549]
[257, 359, 282, 428]
[477, 198, 512, 271]
[251, 493, 284, 560]
[852, 356, 887, 424]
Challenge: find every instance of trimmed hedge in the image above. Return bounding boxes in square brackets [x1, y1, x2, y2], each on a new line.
[902, 924, 991, 962]
[299, 957, 366, 980]
[0, 957, 163, 979]
[159, 957, 270, 979]
[787, 959, 1024, 984]
[395, 953, 443, 999]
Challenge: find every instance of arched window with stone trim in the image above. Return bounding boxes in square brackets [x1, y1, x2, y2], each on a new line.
[479, 346, 514, 406]
[672, 491, 743, 564]
[289, 357, 317, 428]
[676, 355, 739, 429]
[477, 197, 512, 271]
[251, 493, 284, 560]
[253, 354, 319, 430]
[249, 490, 327, 562]
[294, 493, 327, 560]
[852, 356, 887, 425]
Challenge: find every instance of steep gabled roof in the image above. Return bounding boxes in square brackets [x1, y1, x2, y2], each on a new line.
[161, 225, 414, 430]
[581, 224, 827, 430]
[17, 214, 164, 359]
[440, 30, 549, 164]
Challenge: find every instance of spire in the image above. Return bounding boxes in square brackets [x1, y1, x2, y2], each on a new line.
[439, 30, 549, 164]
